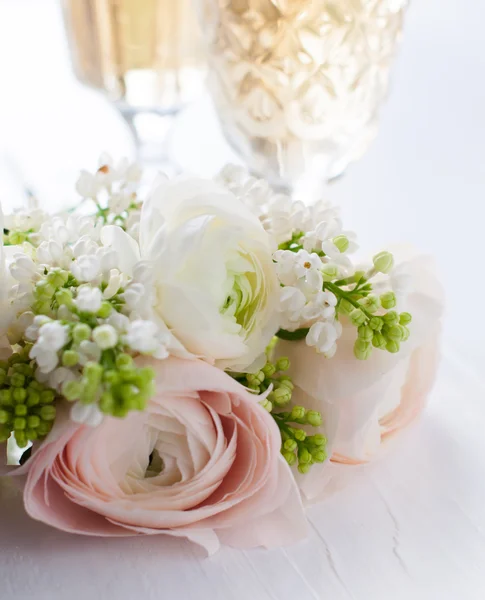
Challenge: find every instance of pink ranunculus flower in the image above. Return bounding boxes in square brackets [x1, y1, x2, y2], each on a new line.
[276, 250, 444, 503]
[16, 357, 307, 553]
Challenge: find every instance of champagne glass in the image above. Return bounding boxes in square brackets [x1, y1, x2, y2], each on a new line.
[61, 0, 206, 167]
[196, 0, 407, 196]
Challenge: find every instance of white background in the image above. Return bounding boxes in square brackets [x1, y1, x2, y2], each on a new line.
[0, 1, 484, 599]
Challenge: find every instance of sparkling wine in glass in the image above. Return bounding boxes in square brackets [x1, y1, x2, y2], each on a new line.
[61, 0, 206, 166]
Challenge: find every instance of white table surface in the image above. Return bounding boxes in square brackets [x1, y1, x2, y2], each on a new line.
[0, 0, 484, 599]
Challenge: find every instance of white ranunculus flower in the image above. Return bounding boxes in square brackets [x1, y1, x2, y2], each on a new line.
[101, 177, 280, 371]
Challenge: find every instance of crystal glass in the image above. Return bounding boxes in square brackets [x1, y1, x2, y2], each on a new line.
[61, 0, 206, 166]
[196, 0, 407, 194]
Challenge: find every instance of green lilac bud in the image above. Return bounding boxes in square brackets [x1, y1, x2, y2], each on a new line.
[62, 350, 79, 367]
[333, 235, 349, 253]
[322, 264, 339, 281]
[311, 449, 327, 463]
[362, 295, 380, 314]
[260, 398, 273, 412]
[358, 325, 374, 343]
[35, 280, 55, 299]
[298, 463, 311, 474]
[13, 388, 27, 403]
[369, 316, 383, 332]
[283, 451, 297, 466]
[247, 371, 265, 386]
[399, 312, 412, 325]
[278, 377, 294, 391]
[380, 292, 397, 310]
[339, 299, 354, 315]
[47, 268, 69, 287]
[354, 339, 372, 360]
[39, 405, 56, 421]
[40, 390, 55, 404]
[283, 439, 298, 452]
[401, 325, 410, 341]
[62, 380, 83, 401]
[73, 323, 91, 343]
[10, 373, 25, 388]
[373, 251, 394, 274]
[291, 406, 306, 421]
[97, 301, 113, 319]
[386, 340, 400, 353]
[298, 448, 312, 464]
[311, 433, 327, 446]
[0, 409, 9, 424]
[116, 354, 133, 369]
[26, 415, 41, 429]
[15, 404, 27, 416]
[262, 362, 276, 377]
[383, 310, 398, 325]
[99, 391, 115, 414]
[15, 431, 28, 448]
[350, 308, 366, 327]
[273, 386, 292, 406]
[372, 333, 387, 350]
[55, 288, 73, 308]
[0, 389, 11, 406]
[276, 357, 290, 371]
[294, 429, 307, 441]
[14, 417, 26, 430]
[387, 325, 403, 342]
[306, 410, 322, 427]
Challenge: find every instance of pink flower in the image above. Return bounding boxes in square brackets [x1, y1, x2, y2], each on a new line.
[17, 358, 307, 553]
[276, 250, 444, 503]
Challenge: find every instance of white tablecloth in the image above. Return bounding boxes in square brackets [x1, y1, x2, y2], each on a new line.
[0, 0, 484, 598]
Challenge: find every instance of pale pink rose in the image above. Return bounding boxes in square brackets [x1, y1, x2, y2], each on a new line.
[17, 357, 307, 553]
[276, 251, 444, 502]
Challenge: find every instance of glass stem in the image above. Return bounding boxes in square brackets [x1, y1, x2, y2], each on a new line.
[120, 110, 180, 172]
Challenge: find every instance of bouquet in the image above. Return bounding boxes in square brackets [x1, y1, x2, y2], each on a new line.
[0, 157, 443, 553]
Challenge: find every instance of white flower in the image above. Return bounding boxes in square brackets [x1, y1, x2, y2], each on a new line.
[74, 286, 103, 313]
[301, 291, 337, 322]
[29, 344, 58, 373]
[70, 401, 104, 427]
[72, 255, 101, 283]
[72, 236, 99, 259]
[25, 315, 51, 341]
[36, 240, 71, 268]
[48, 367, 77, 392]
[102, 177, 280, 371]
[9, 253, 39, 283]
[103, 269, 123, 299]
[37, 321, 68, 351]
[77, 340, 102, 365]
[306, 321, 340, 355]
[122, 282, 145, 311]
[92, 324, 118, 349]
[123, 320, 170, 358]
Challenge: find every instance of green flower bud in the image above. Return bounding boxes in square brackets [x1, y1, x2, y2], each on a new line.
[99, 391, 115, 414]
[15, 404, 28, 416]
[35, 280, 55, 299]
[247, 371, 265, 386]
[0, 390, 12, 406]
[273, 386, 292, 406]
[298, 463, 311, 474]
[339, 299, 354, 315]
[278, 377, 294, 391]
[261, 362, 276, 377]
[322, 264, 339, 281]
[369, 316, 383, 331]
[62, 350, 79, 367]
[26, 390, 40, 407]
[97, 301, 113, 319]
[333, 235, 349, 253]
[373, 251, 394, 274]
[0, 409, 10, 424]
[27, 415, 41, 429]
[260, 398, 273, 413]
[47, 268, 69, 288]
[358, 325, 374, 343]
[350, 308, 366, 327]
[290, 406, 306, 421]
[10, 373, 25, 388]
[380, 292, 397, 310]
[62, 380, 83, 401]
[399, 312, 412, 326]
[311, 433, 327, 446]
[354, 339, 372, 360]
[283, 438, 298, 452]
[39, 405, 56, 421]
[293, 429, 307, 441]
[13, 388, 27, 403]
[401, 325, 410, 341]
[84, 362, 103, 385]
[372, 333, 387, 350]
[116, 354, 133, 369]
[73, 323, 91, 343]
[276, 357, 290, 371]
[362, 295, 380, 314]
[55, 288, 73, 308]
[306, 410, 322, 427]
[387, 325, 403, 342]
[40, 390, 55, 404]
[298, 448, 312, 464]
[311, 449, 327, 463]
[283, 451, 297, 466]
[15, 431, 28, 448]
[0, 425, 10, 442]
[382, 310, 399, 326]
[386, 340, 400, 353]
[14, 417, 26, 430]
